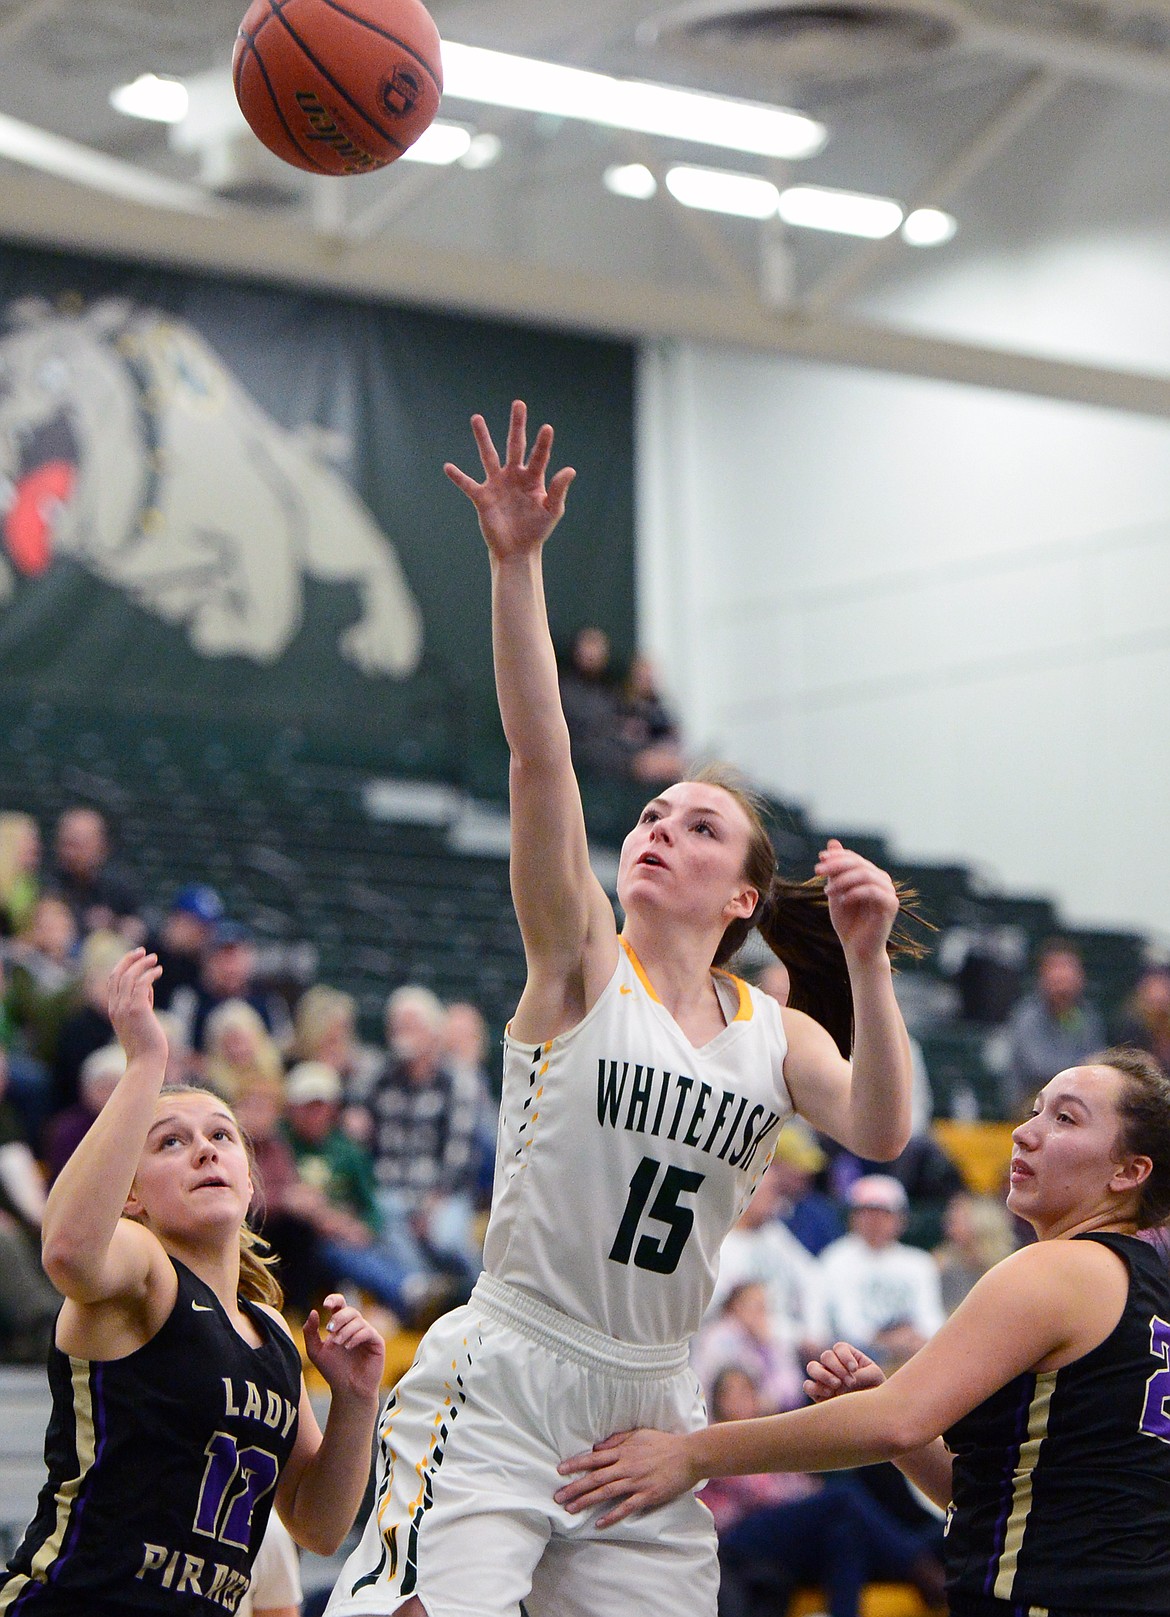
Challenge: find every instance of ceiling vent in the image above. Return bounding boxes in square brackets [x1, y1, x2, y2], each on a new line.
[645, 1, 962, 84]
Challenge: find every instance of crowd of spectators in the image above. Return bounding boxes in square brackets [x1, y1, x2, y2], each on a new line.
[0, 768, 1166, 1615]
[0, 803, 498, 1364]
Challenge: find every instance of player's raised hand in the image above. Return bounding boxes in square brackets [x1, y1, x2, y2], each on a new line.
[107, 948, 168, 1069]
[444, 399, 575, 561]
[804, 1342, 885, 1403]
[815, 839, 900, 964]
[304, 1294, 386, 1403]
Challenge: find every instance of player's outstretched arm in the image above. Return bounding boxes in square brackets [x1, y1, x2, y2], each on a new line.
[42, 948, 171, 1305]
[805, 1342, 953, 1508]
[445, 402, 615, 1013]
[274, 1296, 385, 1554]
[782, 840, 914, 1160]
[555, 1244, 1087, 1526]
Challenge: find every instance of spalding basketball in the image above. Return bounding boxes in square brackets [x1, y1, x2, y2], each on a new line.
[233, 0, 443, 176]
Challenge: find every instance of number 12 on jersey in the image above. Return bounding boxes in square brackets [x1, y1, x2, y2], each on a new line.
[609, 1156, 705, 1275]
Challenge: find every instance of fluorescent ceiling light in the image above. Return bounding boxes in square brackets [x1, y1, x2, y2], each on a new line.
[110, 73, 189, 124]
[902, 206, 957, 246]
[778, 184, 903, 239]
[399, 121, 473, 165]
[460, 132, 502, 170]
[441, 41, 825, 160]
[666, 164, 779, 219]
[605, 162, 657, 200]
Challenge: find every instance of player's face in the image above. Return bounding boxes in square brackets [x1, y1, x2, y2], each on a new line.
[129, 1091, 253, 1239]
[617, 782, 758, 934]
[1008, 1065, 1138, 1234]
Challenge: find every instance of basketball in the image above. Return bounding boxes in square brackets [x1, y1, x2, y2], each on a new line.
[233, 0, 443, 176]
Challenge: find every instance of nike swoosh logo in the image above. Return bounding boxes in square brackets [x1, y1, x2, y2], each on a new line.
[620, 985, 633, 995]
[191, 1301, 215, 1313]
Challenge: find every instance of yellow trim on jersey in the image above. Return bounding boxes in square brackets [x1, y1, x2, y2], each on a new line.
[620, 937, 754, 1023]
[712, 967, 753, 1022]
[619, 936, 662, 1002]
[993, 1370, 1057, 1602]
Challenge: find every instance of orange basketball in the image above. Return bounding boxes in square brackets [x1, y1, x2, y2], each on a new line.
[233, 0, 443, 176]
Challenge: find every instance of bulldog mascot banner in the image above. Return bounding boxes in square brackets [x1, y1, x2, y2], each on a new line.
[0, 247, 635, 762]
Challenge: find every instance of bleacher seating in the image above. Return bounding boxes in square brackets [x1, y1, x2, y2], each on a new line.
[0, 699, 1152, 1100]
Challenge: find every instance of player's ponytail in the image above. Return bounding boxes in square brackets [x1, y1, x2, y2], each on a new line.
[694, 765, 926, 1056]
[1106, 1046, 1170, 1228]
[238, 1223, 284, 1309]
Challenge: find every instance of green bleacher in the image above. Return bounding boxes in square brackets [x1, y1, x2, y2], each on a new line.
[0, 699, 1151, 1105]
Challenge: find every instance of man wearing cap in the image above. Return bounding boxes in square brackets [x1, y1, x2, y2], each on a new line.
[187, 919, 291, 1055]
[770, 1120, 845, 1256]
[818, 1174, 945, 1369]
[280, 1060, 430, 1324]
[147, 884, 224, 1011]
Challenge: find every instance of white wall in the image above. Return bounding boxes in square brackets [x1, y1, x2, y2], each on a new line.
[636, 340, 1170, 936]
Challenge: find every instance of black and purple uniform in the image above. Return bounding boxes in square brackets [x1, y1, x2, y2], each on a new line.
[0, 1259, 300, 1616]
[944, 1232, 1170, 1617]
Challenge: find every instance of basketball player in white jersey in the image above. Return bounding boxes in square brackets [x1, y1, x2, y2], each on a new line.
[325, 401, 918, 1617]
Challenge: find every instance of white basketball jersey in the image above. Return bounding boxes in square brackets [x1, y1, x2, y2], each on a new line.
[482, 939, 793, 1345]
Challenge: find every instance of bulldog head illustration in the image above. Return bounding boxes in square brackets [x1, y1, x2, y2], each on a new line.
[0, 296, 423, 676]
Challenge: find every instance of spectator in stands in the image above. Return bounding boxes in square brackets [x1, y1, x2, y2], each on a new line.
[769, 1119, 844, 1256]
[43, 1039, 125, 1182]
[558, 627, 683, 784]
[187, 920, 291, 1054]
[700, 1364, 946, 1617]
[819, 1174, 945, 1369]
[0, 1048, 59, 1361]
[1117, 962, 1170, 1071]
[291, 983, 380, 1104]
[932, 1190, 1018, 1315]
[147, 883, 224, 1011]
[5, 893, 79, 1064]
[363, 984, 484, 1302]
[49, 928, 125, 1112]
[618, 653, 686, 784]
[0, 811, 40, 937]
[234, 1073, 327, 1320]
[204, 998, 285, 1101]
[281, 1059, 426, 1324]
[708, 1159, 830, 1376]
[1002, 937, 1105, 1117]
[442, 999, 500, 1213]
[47, 805, 142, 940]
[693, 1280, 805, 1415]
[557, 625, 627, 779]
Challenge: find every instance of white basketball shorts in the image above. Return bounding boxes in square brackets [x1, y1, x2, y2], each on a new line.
[325, 1273, 719, 1617]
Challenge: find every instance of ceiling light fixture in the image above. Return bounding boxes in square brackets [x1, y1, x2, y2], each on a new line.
[440, 41, 826, 160]
[604, 162, 657, 200]
[902, 206, 957, 246]
[665, 164, 780, 219]
[777, 184, 904, 239]
[398, 121, 474, 165]
[110, 73, 189, 124]
[460, 133, 502, 170]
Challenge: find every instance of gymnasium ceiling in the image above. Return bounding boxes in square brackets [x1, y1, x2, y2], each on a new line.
[4, 0, 1170, 414]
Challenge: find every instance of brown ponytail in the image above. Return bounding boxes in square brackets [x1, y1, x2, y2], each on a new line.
[692, 765, 928, 1057]
[1104, 1046, 1170, 1229]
